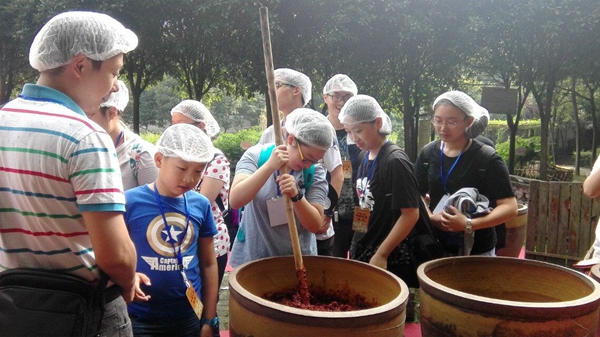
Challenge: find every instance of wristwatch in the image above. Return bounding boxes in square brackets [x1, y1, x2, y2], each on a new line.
[200, 317, 219, 329]
[465, 217, 473, 235]
[291, 191, 304, 202]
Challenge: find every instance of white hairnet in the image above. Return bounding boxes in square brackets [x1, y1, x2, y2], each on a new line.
[170, 100, 220, 139]
[323, 74, 358, 96]
[338, 95, 392, 135]
[100, 80, 129, 112]
[433, 91, 489, 139]
[274, 68, 312, 105]
[30, 11, 138, 72]
[156, 124, 214, 163]
[285, 108, 334, 151]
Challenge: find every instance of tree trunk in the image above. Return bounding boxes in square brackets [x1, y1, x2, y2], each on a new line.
[126, 72, 141, 134]
[588, 84, 598, 162]
[400, 80, 418, 161]
[403, 103, 417, 161]
[507, 85, 529, 174]
[507, 115, 516, 174]
[571, 76, 580, 175]
[530, 82, 553, 181]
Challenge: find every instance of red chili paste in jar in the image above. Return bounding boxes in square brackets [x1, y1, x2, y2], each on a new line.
[264, 283, 376, 311]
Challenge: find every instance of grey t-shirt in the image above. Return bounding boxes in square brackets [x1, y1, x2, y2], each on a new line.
[228, 144, 327, 267]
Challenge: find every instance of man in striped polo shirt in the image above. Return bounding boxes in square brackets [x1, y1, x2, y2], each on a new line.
[0, 11, 138, 335]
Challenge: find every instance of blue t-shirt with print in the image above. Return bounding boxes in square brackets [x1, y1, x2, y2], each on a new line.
[125, 185, 217, 320]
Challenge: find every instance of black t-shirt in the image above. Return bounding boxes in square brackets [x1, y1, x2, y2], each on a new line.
[335, 129, 361, 220]
[351, 142, 420, 269]
[414, 139, 514, 254]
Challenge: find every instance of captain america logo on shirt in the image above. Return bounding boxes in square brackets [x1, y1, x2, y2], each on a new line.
[146, 212, 195, 257]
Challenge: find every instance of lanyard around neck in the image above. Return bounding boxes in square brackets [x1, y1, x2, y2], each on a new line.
[358, 151, 377, 197]
[153, 183, 191, 271]
[439, 141, 466, 193]
[358, 140, 389, 180]
[114, 130, 124, 148]
[337, 135, 348, 159]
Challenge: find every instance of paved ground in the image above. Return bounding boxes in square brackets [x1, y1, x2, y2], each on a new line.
[217, 271, 231, 332]
[558, 164, 590, 178]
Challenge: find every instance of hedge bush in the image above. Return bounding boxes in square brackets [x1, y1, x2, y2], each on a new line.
[496, 136, 541, 168]
[577, 149, 600, 168]
[213, 126, 262, 167]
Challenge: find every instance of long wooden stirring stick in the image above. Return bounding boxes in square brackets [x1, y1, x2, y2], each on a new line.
[259, 7, 309, 303]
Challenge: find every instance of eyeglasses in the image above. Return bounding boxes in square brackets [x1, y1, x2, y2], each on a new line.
[430, 117, 467, 129]
[296, 142, 319, 164]
[327, 93, 353, 103]
[275, 82, 295, 90]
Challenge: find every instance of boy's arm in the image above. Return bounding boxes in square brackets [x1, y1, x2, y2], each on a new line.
[198, 236, 218, 331]
[82, 211, 137, 303]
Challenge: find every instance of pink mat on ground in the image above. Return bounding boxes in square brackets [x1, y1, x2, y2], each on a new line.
[404, 323, 422, 336]
[519, 246, 525, 258]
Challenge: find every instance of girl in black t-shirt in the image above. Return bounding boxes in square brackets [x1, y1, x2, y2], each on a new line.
[339, 95, 421, 287]
[414, 91, 518, 256]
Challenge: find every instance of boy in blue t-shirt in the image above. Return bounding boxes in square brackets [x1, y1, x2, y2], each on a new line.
[125, 123, 219, 337]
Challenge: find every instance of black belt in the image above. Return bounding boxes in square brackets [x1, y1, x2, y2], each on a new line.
[104, 285, 121, 302]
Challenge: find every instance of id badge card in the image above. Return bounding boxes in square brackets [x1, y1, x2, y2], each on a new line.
[267, 197, 288, 227]
[433, 194, 450, 214]
[342, 160, 353, 180]
[352, 206, 370, 233]
[186, 286, 204, 319]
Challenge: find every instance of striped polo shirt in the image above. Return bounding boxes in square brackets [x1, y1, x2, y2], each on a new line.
[0, 84, 125, 282]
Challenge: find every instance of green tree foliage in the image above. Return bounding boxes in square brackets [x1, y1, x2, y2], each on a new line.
[0, 0, 58, 103]
[209, 94, 265, 133]
[4, 0, 600, 175]
[347, 0, 473, 160]
[115, 0, 175, 134]
[166, 0, 261, 101]
[128, 76, 183, 130]
[469, 0, 532, 173]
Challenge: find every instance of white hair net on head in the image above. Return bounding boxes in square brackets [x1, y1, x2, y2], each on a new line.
[30, 11, 138, 72]
[285, 108, 335, 151]
[323, 74, 358, 96]
[100, 80, 129, 112]
[433, 91, 489, 139]
[338, 95, 392, 135]
[156, 124, 214, 163]
[274, 68, 312, 105]
[170, 100, 220, 139]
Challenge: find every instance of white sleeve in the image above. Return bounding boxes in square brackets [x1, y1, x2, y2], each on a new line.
[322, 145, 342, 173]
[593, 219, 600, 259]
[258, 125, 274, 145]
[593, 155, 600, 174]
